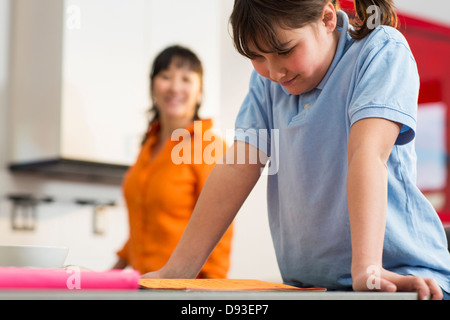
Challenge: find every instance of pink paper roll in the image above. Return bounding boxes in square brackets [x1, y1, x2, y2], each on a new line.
[0, 267, 140, 290]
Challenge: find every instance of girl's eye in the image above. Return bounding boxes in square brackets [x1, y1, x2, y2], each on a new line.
[250, 54, 264, 61]
[279, 48, 294, 56]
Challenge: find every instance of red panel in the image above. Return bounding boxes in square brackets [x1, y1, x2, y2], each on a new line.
[438, 211, 450, 224]
[418, 81, 442, 105]
[339, 0, 356, 12]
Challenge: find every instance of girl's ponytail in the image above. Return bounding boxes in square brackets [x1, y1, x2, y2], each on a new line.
[350, 0, 398, 40]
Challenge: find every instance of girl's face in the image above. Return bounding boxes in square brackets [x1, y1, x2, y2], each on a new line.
[152, 61, 202, 123]
[250, 13, 339, 95]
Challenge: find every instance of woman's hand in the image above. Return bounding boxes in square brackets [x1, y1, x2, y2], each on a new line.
[111, 258, 128, 270]
[352, 266, 443, 300]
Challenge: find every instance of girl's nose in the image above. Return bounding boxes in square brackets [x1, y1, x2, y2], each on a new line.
[267, 59, 287, 83]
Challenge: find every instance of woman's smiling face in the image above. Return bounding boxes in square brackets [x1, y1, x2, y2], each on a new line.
[152, 60, 202, 122]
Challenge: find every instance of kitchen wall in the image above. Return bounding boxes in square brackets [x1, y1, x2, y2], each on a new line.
[0, 0, 449, 283]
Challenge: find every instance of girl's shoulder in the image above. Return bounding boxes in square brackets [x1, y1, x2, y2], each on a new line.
[355, 25, 413, 55]
[345, 25, 416, 70]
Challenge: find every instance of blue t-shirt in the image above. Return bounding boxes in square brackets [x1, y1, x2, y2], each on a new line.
[235, 11, 450, 291]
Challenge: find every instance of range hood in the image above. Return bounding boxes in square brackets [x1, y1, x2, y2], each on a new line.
[9, 158, 129, 184]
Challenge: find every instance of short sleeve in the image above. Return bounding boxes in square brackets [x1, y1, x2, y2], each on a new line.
[348, 30, 420, 145]
[234, 71, 273, 155]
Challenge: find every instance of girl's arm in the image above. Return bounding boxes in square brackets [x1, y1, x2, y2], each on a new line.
[141, 141, 266, 279]
[347, 118, 443, 300]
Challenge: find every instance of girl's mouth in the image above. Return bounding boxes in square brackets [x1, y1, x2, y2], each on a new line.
[280, 75, 298, 87]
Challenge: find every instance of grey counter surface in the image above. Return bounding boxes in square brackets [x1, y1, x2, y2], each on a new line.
[0, 289, 418, 300]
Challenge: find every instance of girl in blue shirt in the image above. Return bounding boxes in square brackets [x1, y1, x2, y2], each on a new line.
[143, 0, 450, 300]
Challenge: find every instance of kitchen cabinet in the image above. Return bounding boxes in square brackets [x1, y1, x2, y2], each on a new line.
[8, 0, 221, 183]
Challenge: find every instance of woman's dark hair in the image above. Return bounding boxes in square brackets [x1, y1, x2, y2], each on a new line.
[147, 45, 204, 125]
[230, 0, 398, 59]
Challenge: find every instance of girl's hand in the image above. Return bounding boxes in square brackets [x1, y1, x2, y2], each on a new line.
[141, 269, 164, 279]
[352, 266, 443, 300]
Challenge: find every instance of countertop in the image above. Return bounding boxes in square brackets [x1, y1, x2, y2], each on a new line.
[0, 289, 418, 300]
[0, 290, 423, 318]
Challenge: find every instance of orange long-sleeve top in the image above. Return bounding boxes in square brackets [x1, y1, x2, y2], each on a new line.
[117, 119, 233, 278]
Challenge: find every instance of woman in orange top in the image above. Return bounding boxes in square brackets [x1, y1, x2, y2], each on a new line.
[113, 46, 233, 278]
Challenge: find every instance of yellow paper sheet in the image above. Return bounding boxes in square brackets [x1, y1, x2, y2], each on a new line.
[139, 279, 326, 292]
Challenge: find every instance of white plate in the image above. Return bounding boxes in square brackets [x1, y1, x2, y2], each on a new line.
[0, 245, 69, 268]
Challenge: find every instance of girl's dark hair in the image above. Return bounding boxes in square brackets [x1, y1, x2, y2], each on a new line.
[351, 0, 398, 40]
[147, 45, 204, 125]
[230, 0, 398, 58]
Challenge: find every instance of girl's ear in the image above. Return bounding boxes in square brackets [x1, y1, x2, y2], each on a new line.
[322, 2, 338, 33]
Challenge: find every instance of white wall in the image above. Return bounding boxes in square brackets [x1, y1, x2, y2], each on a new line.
[395, 0, 450, 26]
[0, 0, 449, 284]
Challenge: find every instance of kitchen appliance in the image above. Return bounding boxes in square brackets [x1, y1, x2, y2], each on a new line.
[0, 245, 69, 268]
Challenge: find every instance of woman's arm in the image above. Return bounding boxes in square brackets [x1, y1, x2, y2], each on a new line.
[141, 141, 266, 279]
[113, 240, 130, 270]
[347, 118, 443, 300]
